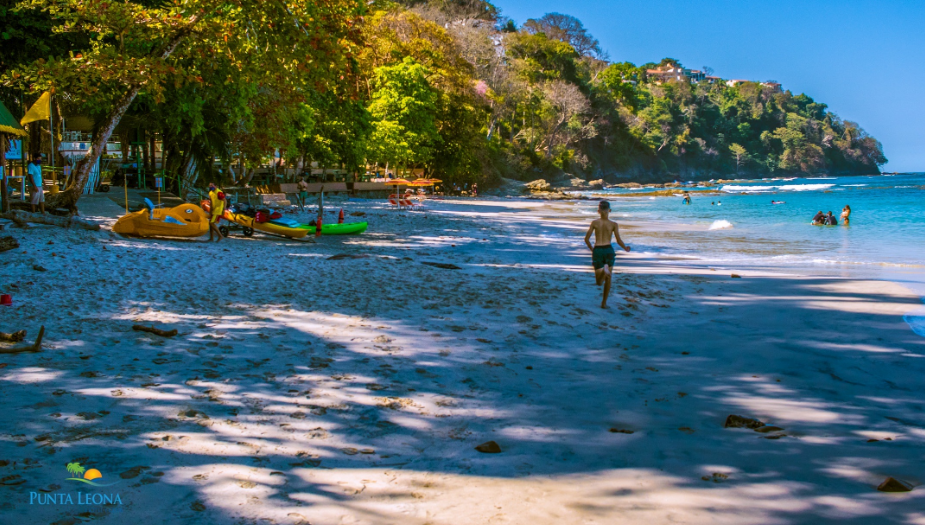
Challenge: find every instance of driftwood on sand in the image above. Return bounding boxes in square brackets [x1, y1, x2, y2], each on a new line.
[0, 326, 45, 354]
[0, 330, 26, 342]
[132, 324, 178, 337]
[0, 236, 19, 253]
[0, 210, 100, 231]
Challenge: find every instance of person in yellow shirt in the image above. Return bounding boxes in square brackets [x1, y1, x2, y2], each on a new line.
[207, 183, 225, 242]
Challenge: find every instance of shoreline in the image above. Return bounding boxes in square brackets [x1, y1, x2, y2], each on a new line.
[500, 171, 923, 200]
[1, 197, 923, 524]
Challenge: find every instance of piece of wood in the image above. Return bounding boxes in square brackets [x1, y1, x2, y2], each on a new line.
[422, 262, 461, 270]
[1, 174, 8, 214]
[0, 210, 100, 231]
[132, 324, 178, 338]
[0, 236, 18, 253]
[0, 330, 26, 342]
[0, 326, 44, 354]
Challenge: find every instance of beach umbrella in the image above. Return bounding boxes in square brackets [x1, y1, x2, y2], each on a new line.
[388, 179, 412, 210]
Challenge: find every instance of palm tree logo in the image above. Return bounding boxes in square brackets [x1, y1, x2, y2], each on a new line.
[64, 462, 116, 487]
[66, 462, 86, 477]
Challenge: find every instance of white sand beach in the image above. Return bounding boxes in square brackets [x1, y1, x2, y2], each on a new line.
[1, 197, 924, 524]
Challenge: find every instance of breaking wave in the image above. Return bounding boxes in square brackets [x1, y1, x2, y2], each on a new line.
[721, 184, 836, 193]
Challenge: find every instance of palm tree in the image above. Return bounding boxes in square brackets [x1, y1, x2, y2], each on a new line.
[66, 462, 85, 477]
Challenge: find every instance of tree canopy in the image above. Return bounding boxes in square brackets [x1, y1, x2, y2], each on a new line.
[0, 0, 886, 209]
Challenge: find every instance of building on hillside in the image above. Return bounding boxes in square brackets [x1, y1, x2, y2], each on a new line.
[761, 81, 782, 92]
[687, 69, 706, 82]
[646, 63, 705, 84]
[724, 79, 783, 92]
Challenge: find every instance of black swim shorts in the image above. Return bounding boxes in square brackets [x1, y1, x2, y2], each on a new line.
[592, 245, 616, 270]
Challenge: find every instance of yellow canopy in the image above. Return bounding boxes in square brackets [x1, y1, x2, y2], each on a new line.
[405, 178, 442, 186]
[0, 100, 27, 136]
[21, 91, 51, 126]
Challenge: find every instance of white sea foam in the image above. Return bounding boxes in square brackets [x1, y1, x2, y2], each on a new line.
[842, 184, 868, 187]
[709, 220, 734, 230]
[721, 184, 835, 193]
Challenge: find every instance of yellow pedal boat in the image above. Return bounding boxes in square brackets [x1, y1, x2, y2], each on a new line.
[113, 203, 209, 238]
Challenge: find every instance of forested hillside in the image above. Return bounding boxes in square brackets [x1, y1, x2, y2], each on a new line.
[1, 0, 887, 193]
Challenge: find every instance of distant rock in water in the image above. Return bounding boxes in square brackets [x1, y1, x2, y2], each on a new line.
[877, 477, 912, 492]
[724, 415, 765, 429]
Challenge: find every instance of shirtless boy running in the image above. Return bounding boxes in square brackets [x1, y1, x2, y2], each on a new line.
[584, 201, 631, 309]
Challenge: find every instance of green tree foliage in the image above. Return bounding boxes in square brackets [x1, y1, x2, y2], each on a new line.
[367, 57, 441, 171]
[1, 0, 886, 204]
[523, 12, 603, 59]
[2, 0, 365, 209]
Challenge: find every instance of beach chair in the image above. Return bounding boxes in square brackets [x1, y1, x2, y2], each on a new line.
[388, 194, 409, 210]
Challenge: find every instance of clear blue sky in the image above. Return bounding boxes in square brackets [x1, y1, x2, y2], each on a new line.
[494, 0, 925, 172]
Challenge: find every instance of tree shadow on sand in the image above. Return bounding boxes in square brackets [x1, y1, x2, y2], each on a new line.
[1, 204, 924, 524]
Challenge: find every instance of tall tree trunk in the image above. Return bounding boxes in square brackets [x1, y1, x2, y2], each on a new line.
[179, 149, 195, 196]
[28, 122, 41, 159]
[545, 119, 566, 159]
[44, 85, 143, 213]
[42, 23, 196, 213]
[149, 131, 157, 173]
[241, 167, 256, 186]
[141, 128, 150, 174]
[119, 128, 131, 165]
[1, 134, 8, 213]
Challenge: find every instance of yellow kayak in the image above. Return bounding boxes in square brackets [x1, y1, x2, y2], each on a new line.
[113, 203, 209, 238]
[222, 210, 309, 239]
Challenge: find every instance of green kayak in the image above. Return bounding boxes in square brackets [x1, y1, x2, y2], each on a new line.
[299, 222, 368, 235]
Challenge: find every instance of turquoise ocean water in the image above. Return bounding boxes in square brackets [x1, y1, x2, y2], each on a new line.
[575, 173, 925, 336]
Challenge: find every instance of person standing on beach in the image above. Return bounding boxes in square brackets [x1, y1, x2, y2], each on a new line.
[584, 200, 631, 309]
[207, 183, 225, 242]
[28, 154, 45, 214]
[297, 177, 309, 210]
